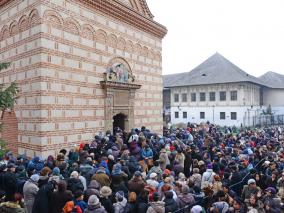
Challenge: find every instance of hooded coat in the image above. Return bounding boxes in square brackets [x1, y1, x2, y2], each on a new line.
[0, 201, 25, 213]
[164, 198, 178, 213]
[23, 180, 39, 213]
[113, 197, 127, 213]
[146, 201, 165, 213]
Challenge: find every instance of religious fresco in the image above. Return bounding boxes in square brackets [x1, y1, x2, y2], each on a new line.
[106, 58, 135, 83]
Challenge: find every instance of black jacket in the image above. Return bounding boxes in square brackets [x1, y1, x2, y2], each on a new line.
[50, 190, 73, 213]
[32, 181, 55, 213]
[67, 178, 84, 195]
[100, 197, 114, 213]
[164, 198, 179, 213]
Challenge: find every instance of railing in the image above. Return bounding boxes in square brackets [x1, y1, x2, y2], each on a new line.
[253, 114, 284, 127]
[172, 158, 266, 213]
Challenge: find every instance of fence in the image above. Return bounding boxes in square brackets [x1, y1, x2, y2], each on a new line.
[252, 114, 284, 127]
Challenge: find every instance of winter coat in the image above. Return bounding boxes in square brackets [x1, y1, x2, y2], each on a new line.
[84, 204, 107, 213]
[50, 190, 73, 213]
[123, 202, 137, 213]
[100, 197, 114, 213]
[92, 173, 111, 187]
[67, 178, 84, 195]
[177, 193, 195, 209]
[128, 178, 146, 195]
[164, 198, 178, 213]
[146, 201, 165, 213]
[32, 181, 55, 213]
[142, 149, 153, 159]
[114, 197, 127, 213]
[38, 175, 49, 188]
[0, 202, 25, 213]
[159, 152, 170, 170]
[189, 173, 202, 188]
[2, 171, 17, 201]
[23, 180, 39, 213]
[201, 169, 215, 189]
[137, 197, 149, 213]
[147, 167, 163, 181]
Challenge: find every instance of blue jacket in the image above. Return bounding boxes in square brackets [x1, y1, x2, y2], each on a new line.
[141, 148, 153, 159]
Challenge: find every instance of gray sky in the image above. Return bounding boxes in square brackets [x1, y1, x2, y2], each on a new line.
[147, 0, 284, 76]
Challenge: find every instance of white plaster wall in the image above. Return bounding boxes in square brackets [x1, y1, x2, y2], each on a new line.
[263, 88, 284, 106]
[170, 106, 265, 127]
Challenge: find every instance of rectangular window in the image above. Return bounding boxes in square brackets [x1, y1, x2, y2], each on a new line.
[220, 112, 226, 120]
[191, 93, 196, 102]
[220, 91, 226, 101]
[200, 112, 205, 119]
[230, 91, 238, 101]
[200, 92, 206, 101]
[182, 93, 187, 102]
[231, 112, 237, 120]
[183, 112, 187, 118]
[174, 94, 179, 102]
[175, 112, 179, 118]
[209, 92, 216, 101]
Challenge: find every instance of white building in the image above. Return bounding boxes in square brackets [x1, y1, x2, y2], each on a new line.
[163, 53, 284, 127]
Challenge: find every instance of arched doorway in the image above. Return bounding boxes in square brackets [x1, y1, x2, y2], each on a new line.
[113, 113, 126, 131]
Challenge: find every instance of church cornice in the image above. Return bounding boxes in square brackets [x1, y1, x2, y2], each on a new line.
[0, 0, 167, 38]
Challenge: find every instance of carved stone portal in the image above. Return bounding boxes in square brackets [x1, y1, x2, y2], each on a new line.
[101, 58, 141, 133]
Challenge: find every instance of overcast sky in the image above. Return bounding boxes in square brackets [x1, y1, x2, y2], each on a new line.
[147, 0, 284, 77]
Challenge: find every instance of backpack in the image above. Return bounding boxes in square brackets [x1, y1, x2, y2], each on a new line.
[71, 205, 82, 213]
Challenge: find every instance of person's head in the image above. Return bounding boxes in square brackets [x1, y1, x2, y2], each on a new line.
[74, 190, 84, 200]
[88, 195, 100, 207]
[153, 161, 159, 167]
[222, 184, 229, 193]
[115, 191, 124, 202]
[248, 179, 256, 189]
[249, 194, 257, 205]
[99, 186, 112, 198]
[152, 192, 159, 202]
[150, 173, 157, 180]
[128, 192, 137, 203]
[40, 167, 52, 176]
[134, 171, 142, 179]
[70, 171, 79, 179]
[13, 193, 22, 204]
[7, 163, 16, 172]
[58, 180, 67, 193]
[233, 198, 242, 210]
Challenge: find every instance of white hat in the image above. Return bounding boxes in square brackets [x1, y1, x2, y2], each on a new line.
[150, 173, 157, 179]
[108, 155, 114, 161]
[191, 205, 203, 213]
[248, 179, 256, 185]
[30, 174, 40, 182]
[70, 171, 79, 178]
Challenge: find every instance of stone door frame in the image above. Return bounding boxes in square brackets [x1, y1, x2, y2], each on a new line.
[101, 81, 141, 133]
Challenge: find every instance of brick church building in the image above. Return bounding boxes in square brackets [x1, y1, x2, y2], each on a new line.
[0, 0, 167, 157]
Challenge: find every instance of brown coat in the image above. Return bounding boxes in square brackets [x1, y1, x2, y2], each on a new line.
[128, 178, 146, 195]
[92, 173, 111, 187]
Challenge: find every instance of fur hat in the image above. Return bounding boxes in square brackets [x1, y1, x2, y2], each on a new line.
[100, 186, 112, 197]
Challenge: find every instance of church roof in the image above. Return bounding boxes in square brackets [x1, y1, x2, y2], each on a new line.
[163, 53, 265, 88]
[259, 71, 284, 89]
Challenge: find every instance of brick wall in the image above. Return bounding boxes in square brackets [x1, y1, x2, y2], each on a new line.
[1, 111, 18, 155]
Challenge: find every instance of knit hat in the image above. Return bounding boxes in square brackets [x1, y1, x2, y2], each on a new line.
[134, 171, 142, 177]
[30, 174, 40, 182]
[265, 187, 276, 194]
[70, 171, 79, 178]
[181, 185, 190, 194]
[207, 163, 213, 169]
[53, 167, 60, 176]
[88, 195, 100, 206]
[100, 186, 112, 197]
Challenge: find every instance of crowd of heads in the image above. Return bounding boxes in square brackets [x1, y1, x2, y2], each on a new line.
[0, 123, 283, 213]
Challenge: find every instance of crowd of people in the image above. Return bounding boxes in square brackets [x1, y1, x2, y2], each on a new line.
[0, 123, 283, 213]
